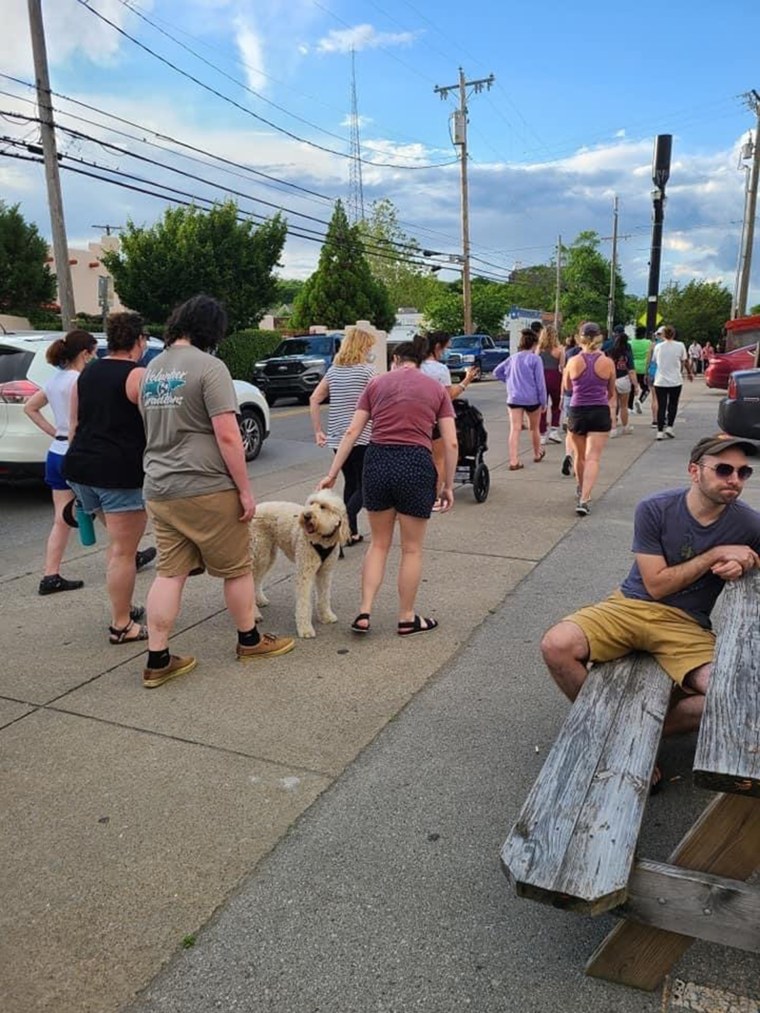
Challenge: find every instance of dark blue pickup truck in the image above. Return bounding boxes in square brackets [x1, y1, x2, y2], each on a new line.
[252, 334, 342, 405]
[443, 334, 509, 379]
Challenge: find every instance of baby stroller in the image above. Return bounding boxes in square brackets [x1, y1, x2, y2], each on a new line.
[453, 398, 490, 502]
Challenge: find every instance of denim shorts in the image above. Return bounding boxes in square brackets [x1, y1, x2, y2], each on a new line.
[68, 481, 145, 515]
[45, 450, 70, 491]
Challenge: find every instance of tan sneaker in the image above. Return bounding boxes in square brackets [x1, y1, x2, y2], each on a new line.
[236, 632, 295, 660]
[143, 654, 197, 688]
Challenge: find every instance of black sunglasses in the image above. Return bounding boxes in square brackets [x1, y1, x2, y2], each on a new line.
[699, 461, 753, 481]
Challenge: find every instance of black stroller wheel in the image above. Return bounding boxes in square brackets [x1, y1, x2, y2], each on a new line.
[473, 462, 490, 502]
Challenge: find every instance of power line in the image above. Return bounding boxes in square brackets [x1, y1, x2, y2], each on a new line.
[0, 140, 507, 282]
[74, 0, 457, 171]
[0, 75, 510, 262]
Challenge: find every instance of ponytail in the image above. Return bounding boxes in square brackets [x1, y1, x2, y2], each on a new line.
[393, 333, 428, 367]
[46, 328, 96, 366]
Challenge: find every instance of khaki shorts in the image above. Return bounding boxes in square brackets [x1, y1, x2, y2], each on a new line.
[147, 489, 252, 580]
[565, 591, 715, 686]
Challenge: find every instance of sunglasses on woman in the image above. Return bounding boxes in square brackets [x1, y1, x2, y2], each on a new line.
[699, 461, 753, 481]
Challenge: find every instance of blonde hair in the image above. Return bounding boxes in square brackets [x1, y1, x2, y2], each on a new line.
[334, 325, 375, 366]
[578, 332, 602, 350]
[537, 324, 559, 353]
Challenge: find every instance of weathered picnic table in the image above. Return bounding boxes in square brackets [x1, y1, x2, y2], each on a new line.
[501, 571, 760, 991]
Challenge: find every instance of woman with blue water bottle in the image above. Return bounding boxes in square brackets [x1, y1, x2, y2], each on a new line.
[65, 312, 152, 645]
[24, 329, 97, 595]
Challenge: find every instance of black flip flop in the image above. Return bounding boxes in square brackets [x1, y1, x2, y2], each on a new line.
[351, 613, 371, 634]
[397, 615, 439, 637]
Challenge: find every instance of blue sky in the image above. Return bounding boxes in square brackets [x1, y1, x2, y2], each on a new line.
[2, 0, 760, 308]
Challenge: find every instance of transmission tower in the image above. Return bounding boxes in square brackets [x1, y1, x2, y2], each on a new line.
[347, 48, 365, 224]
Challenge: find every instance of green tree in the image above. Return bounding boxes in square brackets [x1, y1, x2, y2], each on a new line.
[291, 200, 395, 331]
[560, 231, 625, 334]
[658, 280, 732, 344]
[274, 277, 305, 306]
[423, 281, 509, 335]
[750, 302, 760, 315]
[102, 201, 286, 330]
[505, 264, 555, 314]
[357, 198, 441, 311]
[0, 202, 56, 313]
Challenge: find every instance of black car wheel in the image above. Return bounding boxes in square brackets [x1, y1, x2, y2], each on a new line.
[239, 408, 264, 461]
[473, 462, 490, 502]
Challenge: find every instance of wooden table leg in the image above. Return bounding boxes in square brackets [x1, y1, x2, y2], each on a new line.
[585, 794, 760, 990]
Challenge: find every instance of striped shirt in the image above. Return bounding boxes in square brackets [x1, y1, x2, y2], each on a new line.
[324, 363, 375, 448]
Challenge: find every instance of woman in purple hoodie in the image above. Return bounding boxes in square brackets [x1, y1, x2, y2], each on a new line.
[493, 329, 547, 470]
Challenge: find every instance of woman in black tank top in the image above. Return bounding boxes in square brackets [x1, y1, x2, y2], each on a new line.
[64, 312, 151, 646]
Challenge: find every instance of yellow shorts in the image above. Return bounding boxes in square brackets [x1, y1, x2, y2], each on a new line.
[565, 591, 715, 686]
[147, 489, 252, 580]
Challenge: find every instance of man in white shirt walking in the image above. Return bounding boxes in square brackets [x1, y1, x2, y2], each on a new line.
[652, 325, 693, 440]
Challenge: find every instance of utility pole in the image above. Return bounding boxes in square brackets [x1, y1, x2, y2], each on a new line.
[733, 90, 760, 319]
[28, 0, 75, 330]
[434, 68, 494, 334]
[606, 196, 619, 335]
[554, 235, 562, 330]
[646, 134, 672, 337]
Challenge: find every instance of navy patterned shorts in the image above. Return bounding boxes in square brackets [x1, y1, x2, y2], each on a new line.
[363, 443, 437, 518]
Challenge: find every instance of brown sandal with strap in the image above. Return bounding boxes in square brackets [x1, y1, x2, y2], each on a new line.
[109, 620, 149, 645]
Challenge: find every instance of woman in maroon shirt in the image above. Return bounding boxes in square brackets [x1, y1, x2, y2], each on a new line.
[318, 335, 457, 637]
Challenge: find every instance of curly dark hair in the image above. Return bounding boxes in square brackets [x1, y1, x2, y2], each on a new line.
[106, 312, 144, 353]
[164, 294, 228, 351]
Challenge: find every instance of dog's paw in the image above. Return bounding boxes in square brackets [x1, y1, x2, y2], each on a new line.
[298, 625, 316, 639]
[319, 611, 338, 624]
[256, 593, 269, 607]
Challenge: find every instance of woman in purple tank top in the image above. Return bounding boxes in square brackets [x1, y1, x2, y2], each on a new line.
[563, 321, 616, 516]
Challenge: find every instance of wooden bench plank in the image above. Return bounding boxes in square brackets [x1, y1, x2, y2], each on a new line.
[501, 653, 672, 913]
[693, 572, 760, 798]
[586, 793, 760, 990]
[622, 860, 760, 953]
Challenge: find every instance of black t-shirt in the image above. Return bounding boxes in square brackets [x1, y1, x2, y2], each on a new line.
[64, 359, 145, 489]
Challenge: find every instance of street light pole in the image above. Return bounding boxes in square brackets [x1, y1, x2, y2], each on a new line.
[645, 134, 672, 338]
[734, 91, 760, 319]
[606, 196, 619, 336]
[434, 69, 494, 334]
[28, 0, 75, 330]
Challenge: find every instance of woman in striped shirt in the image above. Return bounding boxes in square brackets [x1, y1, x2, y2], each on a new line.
[310, 326, 376, 545]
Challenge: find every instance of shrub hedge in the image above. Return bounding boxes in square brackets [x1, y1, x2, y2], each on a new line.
[217, 328, 282, 380]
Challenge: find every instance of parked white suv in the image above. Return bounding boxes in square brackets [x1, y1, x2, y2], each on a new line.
[0, 332, 270, 480]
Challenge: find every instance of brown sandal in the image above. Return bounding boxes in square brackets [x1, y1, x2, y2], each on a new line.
[109, 620, 149, 645]
[508, 462, 524, 471]
[534, 449, 546, 463]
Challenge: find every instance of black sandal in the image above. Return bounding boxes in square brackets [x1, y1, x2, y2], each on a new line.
[350, 613, 371, 633]
[397, 615, 439, 637]
[109, 620, 149, 645]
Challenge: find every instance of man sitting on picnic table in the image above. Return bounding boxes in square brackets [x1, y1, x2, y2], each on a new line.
[541, 434, 760, 752]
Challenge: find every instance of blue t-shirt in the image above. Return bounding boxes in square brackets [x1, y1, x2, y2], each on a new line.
[620, 488, 760, 628]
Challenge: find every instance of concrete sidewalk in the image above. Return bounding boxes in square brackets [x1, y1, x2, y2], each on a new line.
[2, 382, 757, 1012]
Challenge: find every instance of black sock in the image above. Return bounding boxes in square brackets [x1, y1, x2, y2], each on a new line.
[147, 649, 170, 670]
[238, 626, 261, 647]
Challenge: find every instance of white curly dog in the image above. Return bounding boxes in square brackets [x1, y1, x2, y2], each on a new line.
[250, 490, 350, 638]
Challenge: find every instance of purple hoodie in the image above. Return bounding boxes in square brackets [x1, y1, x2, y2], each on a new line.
[493, 351, 547, 406]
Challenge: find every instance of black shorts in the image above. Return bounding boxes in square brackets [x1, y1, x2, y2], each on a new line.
[363, 444, 437, 518]
[507, 403, 541, 412]
[567, 405, 612, 435]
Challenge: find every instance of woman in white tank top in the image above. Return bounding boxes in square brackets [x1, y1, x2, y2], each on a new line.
[24, 329, 96, 595]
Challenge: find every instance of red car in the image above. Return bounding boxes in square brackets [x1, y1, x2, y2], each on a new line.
[704, 343, 757, 390]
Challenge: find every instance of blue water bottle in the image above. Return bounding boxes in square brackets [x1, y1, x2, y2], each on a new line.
[76, 503, 97, 547]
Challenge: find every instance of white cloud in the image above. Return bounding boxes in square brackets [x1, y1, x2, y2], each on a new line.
[315, 24, 419, 55]
[233, 16, 267, 92]
[0, 0, 154, 76]
[341, 114, 373, 129]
